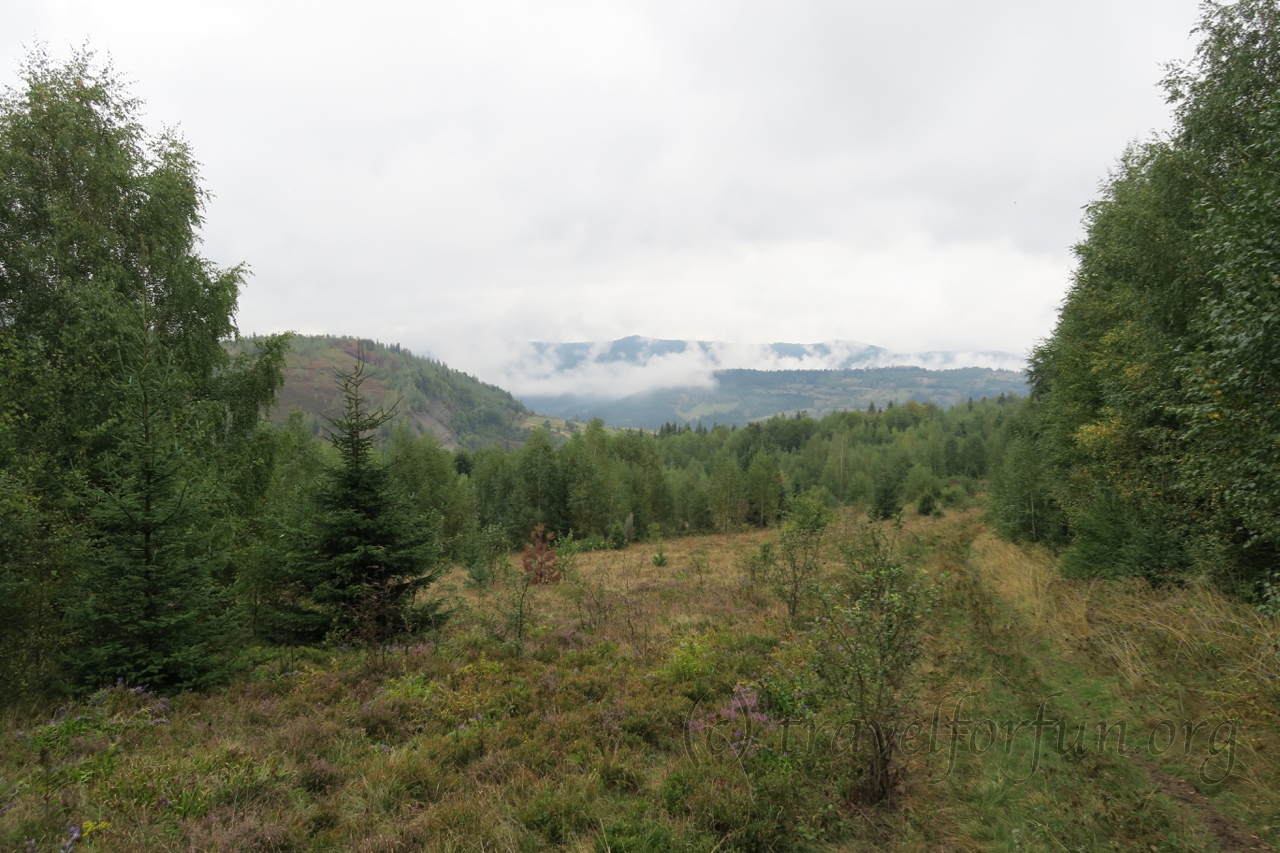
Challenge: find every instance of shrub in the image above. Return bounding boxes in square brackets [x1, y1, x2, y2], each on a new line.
[522, 523, 560, 584]
[771, 495, 833, 622]
[867, 476, 902, 522]
[650, 525, 668, 567]
[740, 541, 777, 585]
[805, 524, 936, 803]
[466, 523, 509, 588]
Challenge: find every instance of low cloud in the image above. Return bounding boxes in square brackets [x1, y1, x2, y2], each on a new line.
[485, 338, 1027, 400]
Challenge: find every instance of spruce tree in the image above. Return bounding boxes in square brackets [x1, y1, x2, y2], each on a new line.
[303, 347, 445, 644]
[63, 305, 230, 691]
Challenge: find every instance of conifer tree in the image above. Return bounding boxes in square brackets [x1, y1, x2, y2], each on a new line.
[302, 347, 445, 643]
[63, 304, 230, 691]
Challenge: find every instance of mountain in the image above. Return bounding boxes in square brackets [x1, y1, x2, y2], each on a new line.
[244, 335, 1028, 441]
[519, 365, 1028, 430]
[241, 335, 532, 450]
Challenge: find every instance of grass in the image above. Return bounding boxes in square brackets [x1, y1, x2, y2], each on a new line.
[3, 509, 1278, 851]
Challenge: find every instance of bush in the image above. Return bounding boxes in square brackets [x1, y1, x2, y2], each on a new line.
[867, 474, 903, 522]
[740, 541, 777, 585]
[1060, 493, 1188, 583]
[805, 524, 936, 803]
[771, 495, 833, 622]
[466, 523, 509, 588]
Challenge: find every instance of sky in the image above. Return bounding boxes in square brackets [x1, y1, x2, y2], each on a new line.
[5, 1, 1204, 391]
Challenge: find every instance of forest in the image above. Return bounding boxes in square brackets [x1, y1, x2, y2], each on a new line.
[3, 3, 1280, 850]
[984, 0, 1280, 601]
[244, 334, 532, 451]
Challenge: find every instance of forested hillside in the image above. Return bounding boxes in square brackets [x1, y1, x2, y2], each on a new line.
[240, 335, 530, 450]
[522, 366, 1027, 428]
[988, 0, 1280, 599]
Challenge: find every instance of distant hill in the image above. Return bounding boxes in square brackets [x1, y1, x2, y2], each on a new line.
[243, 335, 532, 450]
[519, 365, 1028, 429]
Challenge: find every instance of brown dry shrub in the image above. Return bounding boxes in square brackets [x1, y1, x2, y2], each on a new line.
[276, 715, 342, 759]
[522, 523, 560, 584]
[297, 757, 344, 794]
[355, 694, 428, 743]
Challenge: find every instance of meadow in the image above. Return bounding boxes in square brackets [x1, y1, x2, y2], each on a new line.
[4, 508, 1276, 853]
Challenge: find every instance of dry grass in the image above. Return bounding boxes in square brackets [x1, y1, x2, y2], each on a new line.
[971, 530, 1280, 700]
[969, 533, 1092, 645]
[968, 527, 1280, 848]
[5, 510, 1279, 852]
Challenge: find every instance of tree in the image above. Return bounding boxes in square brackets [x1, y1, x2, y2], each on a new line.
[301, 348, 445, 643]
[807, 525, 936, 803]
[561, 421, 618, 539]
[867, 462, 904, 522]
[744, 451, 783, 527]
[0, 50, 287, 693]
[708, 452, 745, 536]
[1018, 0, 1280, 587]
[0, 49, 285, 467]
[987, 429, 1066, 547]
[386, 425, 472, 562]
[235, 409, 328, 644]
[63, 305, 231, 691]
[513, 427, 564, 535]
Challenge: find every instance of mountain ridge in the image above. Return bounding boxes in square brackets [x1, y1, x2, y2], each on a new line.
[518, 364, 1028, 429]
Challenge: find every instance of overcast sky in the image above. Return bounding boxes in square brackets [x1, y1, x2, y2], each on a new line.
[6, 1, 1203, 384]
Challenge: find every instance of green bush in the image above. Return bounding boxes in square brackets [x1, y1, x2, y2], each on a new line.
[805, 524, 937, 803]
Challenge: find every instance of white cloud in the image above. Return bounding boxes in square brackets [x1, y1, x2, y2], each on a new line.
[489, 335, 1029, 400]
[3, 0, 1201, 388]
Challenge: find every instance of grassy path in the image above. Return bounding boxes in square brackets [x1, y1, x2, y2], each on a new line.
[907, 516, 1280, 852]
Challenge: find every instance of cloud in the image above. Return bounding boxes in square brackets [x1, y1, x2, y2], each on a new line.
[3, 0, 1202, 389]
[487, 336, 1028, 399]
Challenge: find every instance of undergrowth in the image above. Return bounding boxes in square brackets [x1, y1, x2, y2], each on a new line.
[2, 510, 1277, 852]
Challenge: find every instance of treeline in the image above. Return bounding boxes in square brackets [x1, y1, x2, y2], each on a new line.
[459, 396, 1015, 550]
[987, 1, 1280, 598]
